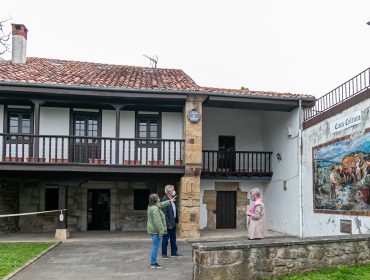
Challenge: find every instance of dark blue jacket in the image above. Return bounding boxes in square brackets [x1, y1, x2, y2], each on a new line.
[162, 195, 178, 229]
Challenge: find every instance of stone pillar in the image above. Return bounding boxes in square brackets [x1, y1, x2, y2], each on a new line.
[178, 95, 206, 239]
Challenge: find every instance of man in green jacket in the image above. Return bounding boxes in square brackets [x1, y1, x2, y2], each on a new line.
[147, 193, 175, 269]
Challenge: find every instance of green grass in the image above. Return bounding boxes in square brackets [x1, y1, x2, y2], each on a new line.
[276, 264, 370, 280]
[0, 242, 54, 279]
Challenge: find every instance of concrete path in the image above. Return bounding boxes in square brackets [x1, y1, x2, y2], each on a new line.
[10, 233, 193, 280]
[2, 230, 289, 279]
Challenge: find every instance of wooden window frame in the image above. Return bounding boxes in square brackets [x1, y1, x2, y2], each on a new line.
[71, 110, 102, 138]
[5, 107, 33, 143]
[135, 112, 161, 143]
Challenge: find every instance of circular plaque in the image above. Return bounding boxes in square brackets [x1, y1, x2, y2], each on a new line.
[187, 109, 200, 123]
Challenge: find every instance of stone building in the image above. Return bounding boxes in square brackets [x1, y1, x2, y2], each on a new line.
[9, 23, 364, 239]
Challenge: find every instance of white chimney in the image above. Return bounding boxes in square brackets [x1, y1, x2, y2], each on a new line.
[11, 24, 28, 64]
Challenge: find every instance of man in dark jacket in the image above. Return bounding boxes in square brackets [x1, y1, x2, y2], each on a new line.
[161, 184, 182, 258]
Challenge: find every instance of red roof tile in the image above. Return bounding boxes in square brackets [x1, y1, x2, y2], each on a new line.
[0, 57, 199, 91]
[0, 57, 314, 100]
[200, 86, 315, 100]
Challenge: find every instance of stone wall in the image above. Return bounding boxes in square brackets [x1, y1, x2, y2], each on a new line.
[0, 181, 19, 233]
[193, 235, 370, 280]
[18, 180, 171, 232]
[19, 181, 58, 232]
[202, 182, 248, 230]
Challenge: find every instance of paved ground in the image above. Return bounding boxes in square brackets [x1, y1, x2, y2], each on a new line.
[1, 230, 289, 279]
[10, 233, 193, 280]
[0, 229, 287, 243]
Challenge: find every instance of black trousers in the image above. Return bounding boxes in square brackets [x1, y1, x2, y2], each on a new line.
[161, 226, 178, 256]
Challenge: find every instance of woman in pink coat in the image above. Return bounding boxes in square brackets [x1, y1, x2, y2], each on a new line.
[246, 188, 267, 239]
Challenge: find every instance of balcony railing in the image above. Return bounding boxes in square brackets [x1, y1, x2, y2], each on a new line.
[304, 67, 370, 121]
[0, 133, 184, 167]
[202, 150, 273, 177]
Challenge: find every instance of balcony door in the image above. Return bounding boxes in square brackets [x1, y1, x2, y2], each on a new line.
[4, 109, 33, 160]
[136, 113, 161, 164]
[218, 136, 235, 172]
[71, 112, 101, 163]
[216, 191, 236, 228]
[87, 189, 110, 230]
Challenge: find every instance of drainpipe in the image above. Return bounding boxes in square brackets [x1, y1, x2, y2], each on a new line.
[298, 100, 304, 237]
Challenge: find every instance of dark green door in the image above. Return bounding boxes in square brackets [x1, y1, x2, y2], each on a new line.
[87, 189, 110, 230]
[216, 191, 236, 229]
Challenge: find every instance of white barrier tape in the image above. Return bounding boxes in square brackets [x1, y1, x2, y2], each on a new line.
[0, 209, 68, 218]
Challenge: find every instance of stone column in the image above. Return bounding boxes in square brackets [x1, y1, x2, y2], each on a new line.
[178, 95, 206, 239]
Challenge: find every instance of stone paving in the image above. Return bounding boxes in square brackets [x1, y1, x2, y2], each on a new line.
[8, 232, 193, 280]
[0, 230, 288, 279]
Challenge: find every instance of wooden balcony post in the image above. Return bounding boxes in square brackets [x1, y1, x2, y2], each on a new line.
[31, 100, 44, 158]
[112, 104, 124, 164]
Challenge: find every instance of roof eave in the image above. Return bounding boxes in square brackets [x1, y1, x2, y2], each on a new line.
[0, 81, 316, 105]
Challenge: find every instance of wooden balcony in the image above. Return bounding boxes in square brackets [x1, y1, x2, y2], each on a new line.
[0, 133, 185, 175]
[202, 150, 273, 179]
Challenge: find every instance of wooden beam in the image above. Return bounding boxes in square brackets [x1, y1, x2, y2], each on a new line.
[57, 185, 68, 229]
[0, 163, 185, 174]
[31, 100, 44, 157]
[112, 104, 125, 164]
[0, 85, 188, 101]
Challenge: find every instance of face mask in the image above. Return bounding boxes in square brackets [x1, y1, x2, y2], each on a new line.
[157, 198, 160, 203]
[172, 191, 176, 197]
[250, 196, 255, 201]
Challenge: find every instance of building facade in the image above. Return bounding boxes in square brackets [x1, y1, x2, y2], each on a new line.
[6, 23, 368, 239]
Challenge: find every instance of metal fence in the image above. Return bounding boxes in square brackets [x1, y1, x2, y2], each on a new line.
[304, 67, 370, 121]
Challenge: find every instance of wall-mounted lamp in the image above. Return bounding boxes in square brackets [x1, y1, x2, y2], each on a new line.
[276, 153, 282, 161]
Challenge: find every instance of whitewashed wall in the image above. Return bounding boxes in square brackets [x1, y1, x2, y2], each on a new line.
[100, 110, 116, 163]
[38, 107, 70, 160]
[162, 112, 183, 139]
[120, 111, 135, 138]
[203, 107, 263, 151]
[201, 107, 302, 235]
[0, 105, 4, 133]
[200, 179, 264, 230]
[162, 112, 183, 165]
[302, 99, 370, 236]
[261, 109, 301, 236]
[40, 107, 70, 135]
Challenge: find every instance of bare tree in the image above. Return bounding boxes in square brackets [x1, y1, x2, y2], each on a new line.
[0, 19, 11, 59]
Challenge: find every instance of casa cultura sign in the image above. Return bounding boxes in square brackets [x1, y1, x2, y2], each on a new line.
[329, 111, 362, 133]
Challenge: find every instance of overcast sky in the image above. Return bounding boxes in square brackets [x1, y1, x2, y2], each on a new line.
[1, 0, 370, 97]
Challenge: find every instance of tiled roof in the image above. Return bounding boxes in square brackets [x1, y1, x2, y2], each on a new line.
[201, 87, 315, 100]
[0, 57, 199, 91]
[0, 57, 314, 100]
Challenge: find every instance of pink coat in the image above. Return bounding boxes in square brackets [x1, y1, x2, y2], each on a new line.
[248, 199, 267, 239]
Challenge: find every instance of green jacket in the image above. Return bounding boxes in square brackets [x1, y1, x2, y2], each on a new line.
[147, 200, 171, 235]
